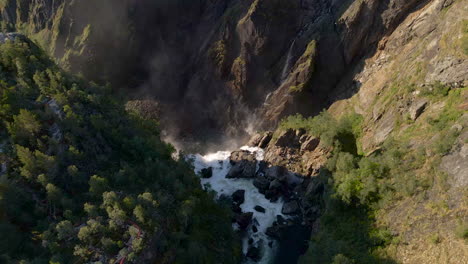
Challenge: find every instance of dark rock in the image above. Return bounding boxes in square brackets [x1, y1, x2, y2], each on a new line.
[248, 238, 254, 245]
[226, 160, 256, 178]
[305, 181, 324, 197]
[257, 161, 268, 175]
[232, 203, 242, 214]
[200, 167, 213, 178]
[282, 201, 300, 215]
[232, 190, 245, 205]
[253, 176, 270, 192]
[265, 166, 287, 181]
[254, 205, 266, 213]
[300, 136, 320, 152]
[285, 172, 305, 186]
[269, 179, 282, 190]
[266, 225, 284, 240]
[268, 241, 273, 248]
[235, 212, 253, 230]
[252, 225, 258, 233]
[265, 189, 279, 201]
[299, 134, 309, 144]
[295, 129, 306, 137]
[274, 129, 298, 148]
[247, 246, 261, 261]
[277, 215, 286, 225]
[258, 132, 273, 148]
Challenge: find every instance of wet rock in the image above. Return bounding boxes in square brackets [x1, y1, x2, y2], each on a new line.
[226, 160, 256, 178]
[277, 215, 286, 225]
[300, 136, 320, 152]
[253, 176, 270, 192]
[266, 225, 285, 240]
[282, 201, 300, 215]
[200, 167, 213, 178]
[252, 225, 258, 233]
[409, 99, 428, 121]
[257, 161, 268, 175]
[254, 205, 266, 213]
[232, 190, 245, 205]
[265, 190, 280, 201]
[247, 245, 261, 261]
[265, 166, 287, 182]
[285, 172, 305, 186]
[229, 150, 256, 164]
[269, 179, 282, 190]
[236, 212, 253, 230]
[232, 203, 242, 214]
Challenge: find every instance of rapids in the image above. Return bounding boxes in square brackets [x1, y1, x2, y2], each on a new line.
[190, 146, 289, 264]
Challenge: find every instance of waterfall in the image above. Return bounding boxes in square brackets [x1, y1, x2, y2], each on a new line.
[280, 39, 296, 81]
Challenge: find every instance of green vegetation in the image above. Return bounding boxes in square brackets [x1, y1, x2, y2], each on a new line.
[0, 39, 240, 263]
[455, 221, 468, 241]
[461, 20, 468, 56]
[291, 84, 465, 263]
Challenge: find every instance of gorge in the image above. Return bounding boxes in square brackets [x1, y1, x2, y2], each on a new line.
[0, 0, 467, 263]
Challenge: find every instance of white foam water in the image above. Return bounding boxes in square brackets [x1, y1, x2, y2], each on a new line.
[189, 146, 287, 264]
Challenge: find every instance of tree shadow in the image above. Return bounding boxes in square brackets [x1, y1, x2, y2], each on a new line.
[299, 175, 398, 264]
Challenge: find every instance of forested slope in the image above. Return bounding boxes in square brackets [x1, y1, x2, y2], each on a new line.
[0, 36, 240, 264]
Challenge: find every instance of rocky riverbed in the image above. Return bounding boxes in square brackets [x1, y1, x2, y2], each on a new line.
[189, 130, 326, 263]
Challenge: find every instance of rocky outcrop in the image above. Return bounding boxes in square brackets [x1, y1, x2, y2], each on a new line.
[409, 99, 428, 121]
[248, 129, 330, 177]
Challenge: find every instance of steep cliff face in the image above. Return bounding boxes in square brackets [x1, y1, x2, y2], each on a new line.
[247, 0, 467, 262]
[2, 0, 453, 145]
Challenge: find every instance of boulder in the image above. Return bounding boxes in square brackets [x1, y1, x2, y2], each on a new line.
[253, 176, 270, 192]
[200, 167, 213, 178]
[232, 203, 242, 214]
[285, 172, 305, 186]
[266, 225, 285, 240]
[235, 212, 253, 230]
[409, 99, 428, 121]
[226, 160, 256, 178]
[254, 205, 266, 213]
[247, 245, 261, 261]
[265, 190, 280, 201]
[229, 150, 256, 164]
[269, 179, 282, 190]
[257, 161, 268, 175]
[277, 215, 287, 225]
[252, 225, 258, 233]
[232, 190, 245, 205]
[265, 166, 287, 181]
[300, 136, 320, 152]
[282, 201, 300, 215]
